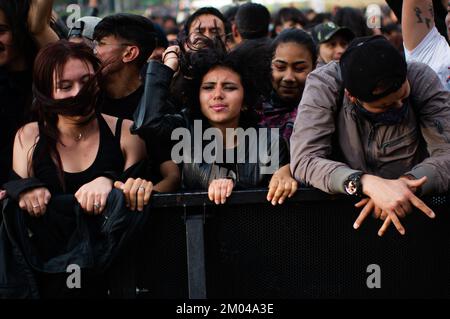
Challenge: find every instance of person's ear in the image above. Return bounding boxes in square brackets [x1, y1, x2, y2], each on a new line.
[122, 45, 140, 64]
[275, 25, 282, 35]
[232, 24, 242, 44]
[345, 89, 357, 103]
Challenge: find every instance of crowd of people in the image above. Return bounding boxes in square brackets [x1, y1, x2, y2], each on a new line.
[0, 0, 449, 298]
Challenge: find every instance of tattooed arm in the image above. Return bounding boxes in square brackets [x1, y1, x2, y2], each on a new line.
[402, 0, 436, 51]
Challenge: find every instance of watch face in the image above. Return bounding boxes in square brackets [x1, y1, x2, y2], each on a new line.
[345, 180, 357, 195]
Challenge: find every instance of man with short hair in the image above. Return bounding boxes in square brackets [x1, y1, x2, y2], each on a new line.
[93, 13, 180, 194]
[93, 13, 155, 115]
[233, 3, 271, 45]
[311, 22, 355, 67]
[290, 36, 450, 236]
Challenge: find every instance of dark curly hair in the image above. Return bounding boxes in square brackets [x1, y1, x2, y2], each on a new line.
[180, 37, 272, 128]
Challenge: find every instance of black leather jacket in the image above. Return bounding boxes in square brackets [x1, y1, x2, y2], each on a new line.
[132, 62, 289, 190]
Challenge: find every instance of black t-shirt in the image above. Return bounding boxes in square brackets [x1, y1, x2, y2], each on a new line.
[100, 85, 175, 183]
[0, 68, 33, 186]
[101, 85, 144, 120]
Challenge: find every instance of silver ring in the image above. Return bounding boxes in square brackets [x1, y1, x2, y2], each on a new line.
[138, 186, 145, 191]
[94, 203, 100, 209]
[32, 204, 40, 208]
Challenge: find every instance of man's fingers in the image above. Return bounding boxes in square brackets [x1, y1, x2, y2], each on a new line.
[409, 194, 435, 218]
[353, 199, 374, 229]
[387, 211, 405, 235]
[355, 198, 370, 208]
[406, 176, 427, 188]
[372, 206, 382, 219]
[378, 217, 392, 237]
[395, 206, 406, 219]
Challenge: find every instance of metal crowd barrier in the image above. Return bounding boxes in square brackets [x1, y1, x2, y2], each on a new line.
[111, 188, 450, 299]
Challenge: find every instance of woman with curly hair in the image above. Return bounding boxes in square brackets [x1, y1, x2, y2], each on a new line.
[133, 39, 298, 205]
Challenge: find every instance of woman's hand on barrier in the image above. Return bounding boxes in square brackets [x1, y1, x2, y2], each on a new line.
[18, 187, 51, 217]
[114, 178, 153, 212]
[75, 177, 113, 215]
[162, 45, 180, 72]
[208, 179, 234, 205]
[0, 189, 6, 201]
[267, 165, 298, 205]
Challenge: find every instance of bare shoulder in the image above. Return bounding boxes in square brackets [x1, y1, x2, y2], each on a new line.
[16, 122, 39, 147]
[121, 119, 134, 136]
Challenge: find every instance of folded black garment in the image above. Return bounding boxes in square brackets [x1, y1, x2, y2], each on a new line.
[0, 189, 149, 299]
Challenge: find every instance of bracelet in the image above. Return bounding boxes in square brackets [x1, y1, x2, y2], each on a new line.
[163, 57, 179, 63]
[162, 50, 179, 61]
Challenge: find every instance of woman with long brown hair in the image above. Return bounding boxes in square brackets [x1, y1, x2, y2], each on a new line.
[13, 40, 151, 217]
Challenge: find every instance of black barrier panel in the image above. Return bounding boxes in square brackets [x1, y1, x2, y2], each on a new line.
[137, 189, 450, 299]
[137, 206, 189, 298]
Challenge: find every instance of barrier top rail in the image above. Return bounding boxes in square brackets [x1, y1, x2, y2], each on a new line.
[150, 188, 351, 208]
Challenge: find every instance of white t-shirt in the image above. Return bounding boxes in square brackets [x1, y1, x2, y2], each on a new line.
[404, 27, 450, 91]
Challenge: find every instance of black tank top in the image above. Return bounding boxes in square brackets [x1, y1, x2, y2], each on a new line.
[33, 114, 125, 194]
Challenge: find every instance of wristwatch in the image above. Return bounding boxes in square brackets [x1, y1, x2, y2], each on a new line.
[344, 172, 364, 196]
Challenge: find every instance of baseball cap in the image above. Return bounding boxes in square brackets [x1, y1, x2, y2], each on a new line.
[311, 22, 355, 45]
[68, 16, 102, 41]
[340, 35, 407, 102]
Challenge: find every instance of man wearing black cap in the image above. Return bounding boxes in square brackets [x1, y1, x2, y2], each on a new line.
[311, 22, 355, 68]
[290, 35, 450, 236]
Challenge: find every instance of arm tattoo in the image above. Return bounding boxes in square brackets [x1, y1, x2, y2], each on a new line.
[428, 3, 434, 18]
[414, 7, 432, 29]
[414, 7, 424, 23]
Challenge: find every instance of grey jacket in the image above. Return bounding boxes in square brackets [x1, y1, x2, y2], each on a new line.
[290, 61, 450, 195]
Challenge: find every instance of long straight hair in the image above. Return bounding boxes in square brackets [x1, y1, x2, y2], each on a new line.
[30, 40, 102, 190]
